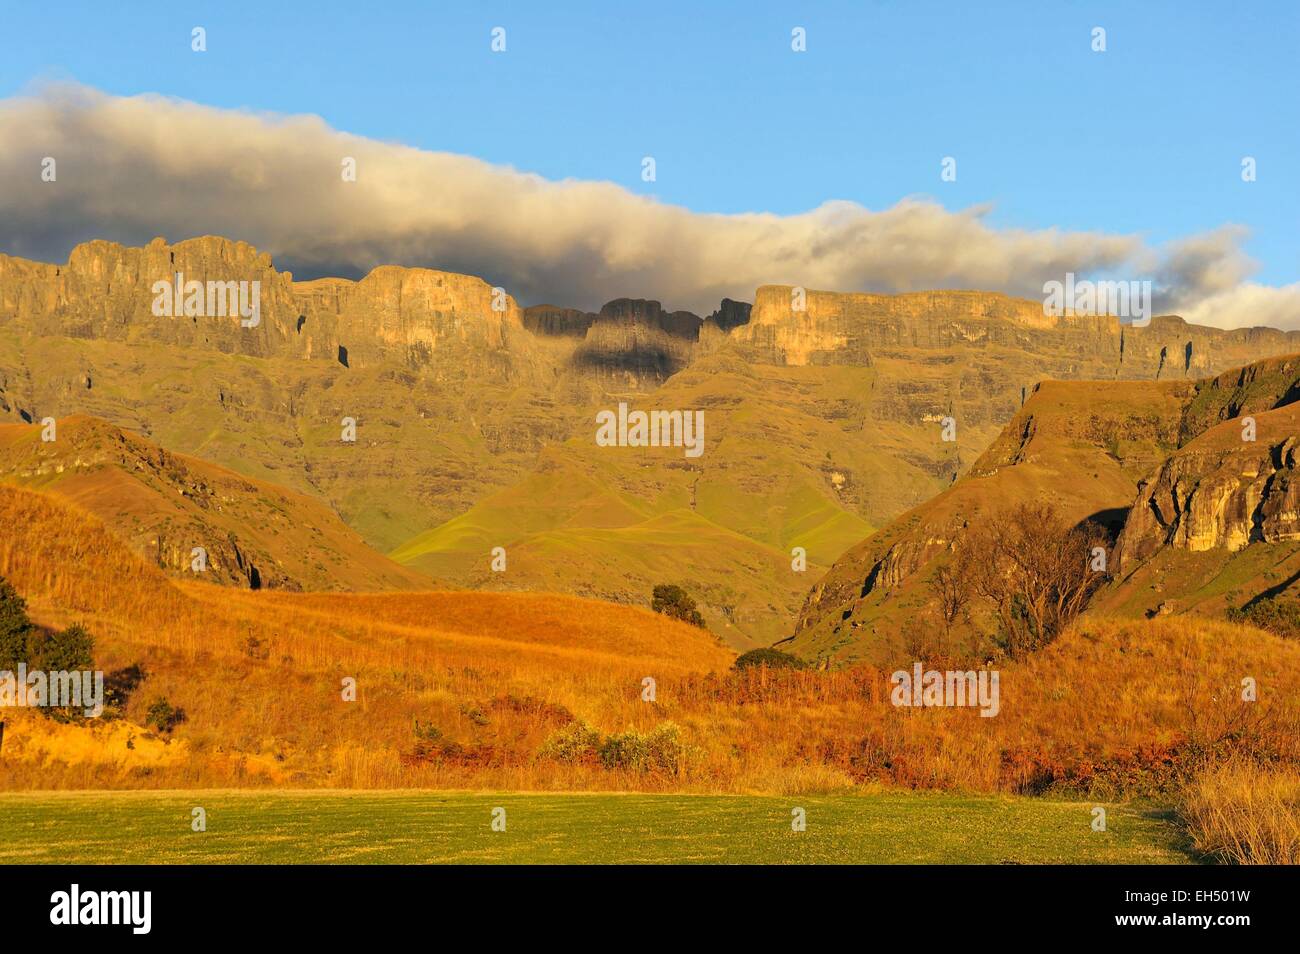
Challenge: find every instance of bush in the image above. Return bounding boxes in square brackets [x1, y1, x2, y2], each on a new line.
[0, 575, 34, 671]
[408, 722, 471, 763]
[538, 721, 689, 774]
[643, 723, 689, 773]
[412, 720, 444, 742]
[26, 623, 95, 673]
[537, 721, 601, 764]
[145, 697, 186, 734]
[651, 584, 706, 628]
[599, 723, 688, 774]
[1228, 598, 1300, 639]
[598, 729, 651, 771]
[733, 648, 806, 671]
[103, 664, 146, 712]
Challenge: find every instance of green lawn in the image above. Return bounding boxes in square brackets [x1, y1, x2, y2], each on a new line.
[0, 791, 1198, 864]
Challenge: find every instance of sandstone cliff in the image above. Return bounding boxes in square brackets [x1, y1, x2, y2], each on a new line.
[1117, 357, 1300, 568]
[736, 284, 1300, 377]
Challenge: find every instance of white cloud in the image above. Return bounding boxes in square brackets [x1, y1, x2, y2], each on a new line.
[0, 83, 1294, 329]
[1180, 282, 1300, 332]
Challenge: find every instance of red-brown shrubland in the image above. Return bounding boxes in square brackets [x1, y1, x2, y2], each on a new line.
[2, 486, 1297, 810]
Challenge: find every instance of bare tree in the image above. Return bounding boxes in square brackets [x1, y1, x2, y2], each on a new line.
[931, 558, 973, 642]
[960, 503, 1109, 659]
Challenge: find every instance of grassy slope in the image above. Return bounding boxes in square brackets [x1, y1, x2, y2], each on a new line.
[791, 379, 1190, 663]
[389, 357, 935, 647]
[0, 792, 1192, 864]
[4, 484, 1297, 800]
[0, 416, 430, 592]
[0, 484, 735, 790]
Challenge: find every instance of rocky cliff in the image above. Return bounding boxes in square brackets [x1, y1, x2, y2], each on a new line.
[0, 237, 723, 391]
[737, 284, 1300, 376]
[793, 353, 1300, 663]
[1117, 356, 1300, 568]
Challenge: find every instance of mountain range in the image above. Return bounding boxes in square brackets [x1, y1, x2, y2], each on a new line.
[3, 235, 1299, 647]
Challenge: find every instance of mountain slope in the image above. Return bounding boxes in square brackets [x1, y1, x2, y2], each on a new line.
[0, 415, 428, 591]
[5, 483, 1298, 799]
[1100, 355, 1300, 617]
[793, 353, 1300, 663]
[789, 378, 1191, 662]
[0, 484, 733, 788]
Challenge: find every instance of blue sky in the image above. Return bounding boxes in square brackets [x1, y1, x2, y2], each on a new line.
[0, 0, 1296, 306]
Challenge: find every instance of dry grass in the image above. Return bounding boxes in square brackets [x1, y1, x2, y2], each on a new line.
[1180, 761, 1300, 864]
[2, 484, 1298, 803]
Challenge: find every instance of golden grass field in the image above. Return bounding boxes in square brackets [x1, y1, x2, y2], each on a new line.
[3, 481, 1297, 821]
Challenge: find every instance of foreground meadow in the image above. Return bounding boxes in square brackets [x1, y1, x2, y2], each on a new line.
[0, 791, 1193, 864]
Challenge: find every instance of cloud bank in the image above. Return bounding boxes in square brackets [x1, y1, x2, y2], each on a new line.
[1, 84, 1297, 327]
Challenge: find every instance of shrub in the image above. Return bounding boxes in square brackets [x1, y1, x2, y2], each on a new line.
[539, 721, 689, 774]
[27, 623, 95, 673]
[651, 584, 706, 628]
[103, 664, 146, 714]
[413, 720, 444, 742]
[598, 729, 651, 771]
[1228, 598, 1300, 639]
[145, 697, 187, 734]
[0, 575, 34, 670]
[599, 723, 688, 774]
[537, 721, 601, 764]
[643, 723, 689, 774]
[733, 648, 806, 671]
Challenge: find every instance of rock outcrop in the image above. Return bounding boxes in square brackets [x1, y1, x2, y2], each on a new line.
[1119, 431, 1300, 562]
[0, 237, 747, 392]
[736, 284, 1300, 376]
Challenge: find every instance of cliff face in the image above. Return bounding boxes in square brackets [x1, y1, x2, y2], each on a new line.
[1118, 358, 1300, 567]
[737, 284, 1300, 376]
[0, 236, 538, 381]
[7, 239, 1299, 388]
[522, 304, 595, 337]
[571, 298, 703, 381]
[1118, 429, 1300, 563]
[738, 286, 1059, 365]
[0, 237, 742, 392]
